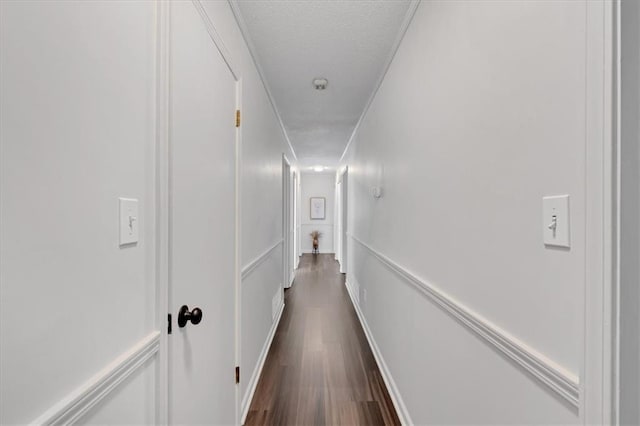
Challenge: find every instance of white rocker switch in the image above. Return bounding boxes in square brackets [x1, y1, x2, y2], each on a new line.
[119, 198, 139, 246]
[543, 195, 570, 248]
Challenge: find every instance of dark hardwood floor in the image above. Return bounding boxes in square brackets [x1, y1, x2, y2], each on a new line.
[244, 254, 400, 426]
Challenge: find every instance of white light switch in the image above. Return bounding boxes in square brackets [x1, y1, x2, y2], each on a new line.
[119, 198, 139, 246]
[543, 195, 570, 248]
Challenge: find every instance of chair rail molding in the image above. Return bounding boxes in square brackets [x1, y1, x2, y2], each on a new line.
[31, 331, 160, 426]
[349, 234, 580, 408]
[241, 239, 283, 279]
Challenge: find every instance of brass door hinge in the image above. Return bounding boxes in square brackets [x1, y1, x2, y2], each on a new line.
[235, 110, 241, 127]
[235, 366, 240, 384]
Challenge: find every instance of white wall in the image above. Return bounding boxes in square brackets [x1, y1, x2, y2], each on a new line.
[620, 0, 640, 423]
[199, 1, 297, 419]
[0, 1, 157, 423]
[340, 1, 594, 424]
[300, 173, 335, 253]
[0, 1, 297, 423]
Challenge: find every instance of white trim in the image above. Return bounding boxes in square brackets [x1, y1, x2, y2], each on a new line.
[338, 0, 420, 164]
[583, 1, 617, 424]
[241, 240, 284, 279]
[349, 234, 581, 408]
[240, 302, 285, 425]
[339, 167, 348, 274]
[191, 0, 240, 80]
[154, 1, 171, 423]
[344, 278, 412, 426]
[31, 332, 160, 426]
[282, 154, 294, 290]
[227, 0, 298, 162]
[611, 1, 622, 423]
[234, 69, 244, 426]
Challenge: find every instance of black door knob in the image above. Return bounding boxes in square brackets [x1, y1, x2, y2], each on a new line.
[178, 305, 203, 328]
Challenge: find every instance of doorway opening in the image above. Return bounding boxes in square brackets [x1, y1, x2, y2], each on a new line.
[292, 171, 299, 271]
[340, 168, 348, 274]
[335, 167, 348, 274]
[282, 155, 295, 288]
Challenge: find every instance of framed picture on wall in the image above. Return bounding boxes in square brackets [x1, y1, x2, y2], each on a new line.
[310, 197, 326, 220]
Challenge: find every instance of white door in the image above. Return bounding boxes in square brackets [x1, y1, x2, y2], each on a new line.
[169, 2, 237, 424]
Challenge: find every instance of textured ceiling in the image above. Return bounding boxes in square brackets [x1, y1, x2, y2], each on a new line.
[234, 0, 414, 169]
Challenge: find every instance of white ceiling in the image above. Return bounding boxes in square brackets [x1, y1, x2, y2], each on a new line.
[234, 0, 415, 169]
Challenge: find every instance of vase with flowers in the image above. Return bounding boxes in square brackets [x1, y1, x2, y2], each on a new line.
[310, 230, 322, 254]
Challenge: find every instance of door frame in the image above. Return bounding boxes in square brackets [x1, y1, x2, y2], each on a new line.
[297, 171, 302, 260]
[340, 167, 348, 274]
[155, 1, 243, 424]
[292, 171, 298, 272]
[613, 0, 640, 423]
[583, 0, 618, 424]
[282, 154, 293, 288]
[334, 176, 340, 264]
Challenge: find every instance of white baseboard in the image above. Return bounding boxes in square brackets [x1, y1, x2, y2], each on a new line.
[347, 277, 360, 305]
[241, 302, 285, 425]
[31, 331, 160, 425]
[344, 278, 413, 426]
[285, 272, 295, 289]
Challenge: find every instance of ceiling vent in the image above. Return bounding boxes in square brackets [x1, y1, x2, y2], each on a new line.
[312, 78, 328, 91]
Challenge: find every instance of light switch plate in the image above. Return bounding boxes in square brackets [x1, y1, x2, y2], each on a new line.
[543, 195, 570, 248]
[119, 198, 139, 246]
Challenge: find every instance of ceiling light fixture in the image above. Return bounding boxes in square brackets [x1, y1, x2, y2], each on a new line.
[313, 166, 325, 172]
[312, 78, 328, 90]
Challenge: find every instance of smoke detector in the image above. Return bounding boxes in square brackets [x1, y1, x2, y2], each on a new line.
[312, 78, 328, 90]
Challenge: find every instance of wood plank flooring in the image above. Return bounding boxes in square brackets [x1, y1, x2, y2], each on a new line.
[244, 254, 400, 426]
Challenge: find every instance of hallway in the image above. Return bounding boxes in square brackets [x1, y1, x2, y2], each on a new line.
[1, 1, 638, 424]
[245, 254, 399, 426]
